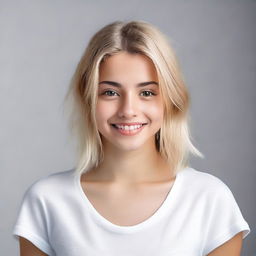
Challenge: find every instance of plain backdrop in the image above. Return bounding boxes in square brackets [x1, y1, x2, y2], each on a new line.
[1, 0, 255, 255]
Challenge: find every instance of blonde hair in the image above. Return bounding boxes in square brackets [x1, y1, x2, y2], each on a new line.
[63, 20, 204, 177]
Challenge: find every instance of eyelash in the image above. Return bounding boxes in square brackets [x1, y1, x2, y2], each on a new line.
[101, 90, 157, 97]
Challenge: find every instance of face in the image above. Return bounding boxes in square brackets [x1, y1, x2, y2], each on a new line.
[96, 51, 164, 152]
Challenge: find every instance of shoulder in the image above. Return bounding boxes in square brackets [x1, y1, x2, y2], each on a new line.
[183, 167, 229, 188]
[23, 168, 75, 200]
[184, 167, 252, 254]
[182, 167, 233, 197]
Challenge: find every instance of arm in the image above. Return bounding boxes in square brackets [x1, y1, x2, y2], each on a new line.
[207, 231, 243, 256]
[19, 237, 48, 256]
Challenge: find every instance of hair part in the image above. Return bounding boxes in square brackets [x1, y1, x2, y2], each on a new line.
[63, 20, 204, 177]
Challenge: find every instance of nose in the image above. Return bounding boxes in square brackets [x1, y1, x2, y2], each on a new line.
[117, 92, 138, 119]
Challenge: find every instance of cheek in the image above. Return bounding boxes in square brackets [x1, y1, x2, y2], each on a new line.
[95, 101, 115, 123]
[95, 102, 106, 124]
[144, 102, 164, 122]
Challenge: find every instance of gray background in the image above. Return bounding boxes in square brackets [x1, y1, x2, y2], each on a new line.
[1, 0, 255, 255]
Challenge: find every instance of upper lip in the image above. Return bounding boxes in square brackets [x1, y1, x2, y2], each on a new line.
[112, 122, 147, 126]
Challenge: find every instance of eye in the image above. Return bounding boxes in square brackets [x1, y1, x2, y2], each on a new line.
[100, 90, 157, 97]
[140, 91, 156, 97]
[101, 90, 119, 97]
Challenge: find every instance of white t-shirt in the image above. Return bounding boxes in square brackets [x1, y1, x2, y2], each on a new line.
[12, 167, 250, 256]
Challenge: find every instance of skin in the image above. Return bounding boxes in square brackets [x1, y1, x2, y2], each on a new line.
[207, 232, 243, 256]
[19, 237, 48, 255]
[19, 51, 243, 255]
[93, 51, 172, 185]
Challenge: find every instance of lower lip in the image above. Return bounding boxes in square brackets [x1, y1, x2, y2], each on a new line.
[111, 124, 146, 136]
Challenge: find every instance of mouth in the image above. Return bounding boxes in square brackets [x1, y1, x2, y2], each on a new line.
[111, 123, 147, 130]
[110, 123, 147, 135]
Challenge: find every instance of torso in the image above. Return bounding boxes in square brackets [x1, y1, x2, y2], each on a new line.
[80, 173, 176, 226]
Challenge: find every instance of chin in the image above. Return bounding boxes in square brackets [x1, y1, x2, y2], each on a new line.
[111, 138, 153, 152]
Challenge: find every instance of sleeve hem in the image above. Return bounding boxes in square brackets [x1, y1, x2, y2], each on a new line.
[203, 221, 250, 255]
[12, 225, 55, 256]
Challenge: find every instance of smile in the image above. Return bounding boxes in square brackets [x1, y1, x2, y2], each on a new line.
[111, 123, 147, 136]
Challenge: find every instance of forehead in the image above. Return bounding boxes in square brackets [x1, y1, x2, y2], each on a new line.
[99, 52, 158, 82]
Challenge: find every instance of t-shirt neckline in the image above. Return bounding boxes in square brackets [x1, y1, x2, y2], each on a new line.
[74, 166, 188, 234]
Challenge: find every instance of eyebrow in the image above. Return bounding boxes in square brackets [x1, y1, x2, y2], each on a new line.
[98, 81, 159, 88]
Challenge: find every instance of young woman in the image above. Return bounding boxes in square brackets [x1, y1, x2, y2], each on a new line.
[13, 20, 250, 256]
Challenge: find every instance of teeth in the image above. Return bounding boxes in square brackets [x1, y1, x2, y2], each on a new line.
[115, 124, 142, 130]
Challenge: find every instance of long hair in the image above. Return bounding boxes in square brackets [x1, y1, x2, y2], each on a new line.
[63, 20, 204, 176]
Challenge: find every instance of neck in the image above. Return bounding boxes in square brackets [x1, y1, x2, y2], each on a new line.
[89, 139, 173, 185]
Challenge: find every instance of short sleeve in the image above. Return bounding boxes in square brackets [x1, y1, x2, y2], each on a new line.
[202, 181, 250, 255]
[12, 182, 55, 255]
